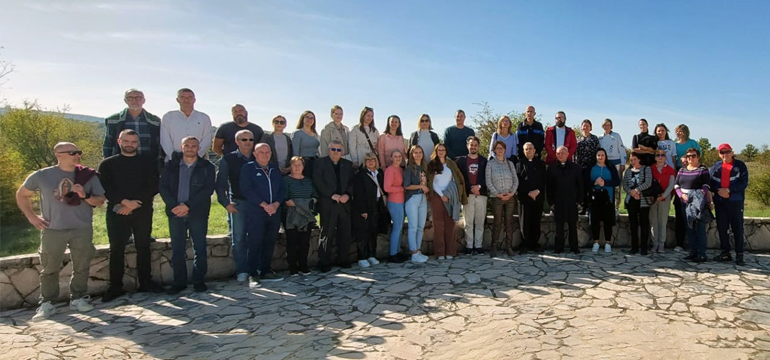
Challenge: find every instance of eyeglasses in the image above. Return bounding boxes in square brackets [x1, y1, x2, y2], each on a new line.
[655, 153, 666, 157]
[330, 148, 343, 153]
[57, 150, 83, 156]
[125, 96, 144, 101]
[239, 138, 254, 142]
[685, 154, 698, 158]
[274, 120, 286, 125]
[420, 119, 430, 123]
[719, 150, 731, 155]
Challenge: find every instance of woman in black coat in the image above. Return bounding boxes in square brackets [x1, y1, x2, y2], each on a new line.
[352, 153, 390, 267]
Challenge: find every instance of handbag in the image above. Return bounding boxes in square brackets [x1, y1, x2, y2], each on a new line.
[640, 166, 663, 199]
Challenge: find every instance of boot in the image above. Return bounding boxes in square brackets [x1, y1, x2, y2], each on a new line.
[489, 241, 498, 258]
[736, 253, 745, 266]
[505, 237, 515, 256]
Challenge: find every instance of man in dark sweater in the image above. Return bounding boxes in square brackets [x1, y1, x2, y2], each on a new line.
[98, 129, 164, 302]
[516, 105, 545, 161]
[213, 104, 264, 156]
[443, 109, 475, 160]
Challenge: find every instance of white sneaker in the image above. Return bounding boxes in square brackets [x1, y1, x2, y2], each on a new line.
[605, 244, 612, 253]
[70, 296, 94, 312]
[367, 257, 379, 266]
[249, 276, 261, 288]
[445, 255, 453, 260]
[358, 259, 370, 268]
[236, 273, 249, 282]
[411, 253, 427, 263]
[437, 256, 446, 260]
[592, 243, 600, 253]
[417, 252, 428, 260]
[32, 301, 56, 320]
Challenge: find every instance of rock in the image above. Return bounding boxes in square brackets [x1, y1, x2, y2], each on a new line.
[10, 268, 40, 297]
[0, 282, 23, 310]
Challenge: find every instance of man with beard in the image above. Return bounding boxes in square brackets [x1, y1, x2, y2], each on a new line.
[98, 130, 164, 302]
[103, 89, 163, 168]
[517, 142, 547, 253]
[516, 105, 545, 161]
[455, 136, 488, 255]
[214, 104, 265, 156]
[544, 111, 577, 166]
[547, 146, 583, 254]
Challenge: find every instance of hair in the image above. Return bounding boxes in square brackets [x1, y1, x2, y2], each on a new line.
[496, 115, 512, 134]
[654, 123, 670, 140]
[388, 150, 404, 166]
[639, 118, 649, 127]
[602, 118, 613, 129]
[384, 115, 403, 136]
[363, 152, 379, 168]
[406, 145, 426, 174]
[124, 88, 143, 98]
[630, 151, 642, 160]
[456, 109, 465, 116]
[289, 156, 305, 166]
[177, 88, 195, 97]
[296, 110, 317, 133]
[231, 104, 246, 112]
[523, 142, 535, 150]
[556, 145, 569, 154]
[417, 114, 432, 130]
[675, 124, 690, 141]
[181, 136, 199, 145]
[357, 107, 377, 134]
[329, 139, 344, 148]
[427, 143, 447, 174]
[685, 147, 700, 157]
[330, 104, 343, 118]
[556, 111, 567, 119]
[493, 140, 507, 151]
[272, 115, 286, 124]
[118, 129, 139, 139]
[595, 148, 608, 165]
[234, 129, 253, 141]
[581, 119, 592, 130]
[466, 136, 480, 145]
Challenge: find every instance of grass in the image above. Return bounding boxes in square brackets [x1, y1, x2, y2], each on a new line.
[0, 196, 228, 257]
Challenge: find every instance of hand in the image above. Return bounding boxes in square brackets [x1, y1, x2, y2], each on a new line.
[681, 194, 689, 203]
[594, 178, 605, 187]
[122, 199, 142, 211]
[331, 194, 341, 203]
[172, 203, 189, 217]
[117, 206, 133, 216]
[471, 185, 481, 196]
[27, 214, 49, 230]
[528, 190, 538, 201]
[619, 165, 626, 173]
[339, 194, 350, 204]
[656, 196, 666, 203]
[225, 203, 238, 214]
[442, 195, 449, 203]
[72, 184, 86, 199]
[286, 200, 296, 207]
[718, 188, 730, 199]
[361, 213, 368, 219]
[421, 185, 430, 193]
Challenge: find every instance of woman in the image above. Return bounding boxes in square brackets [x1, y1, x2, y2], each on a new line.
[673, 124, 701, 252]
[649, 148, 676, 253]
[599, 118, 627, 214]
[631, 118, 651, 150]
[352, 153, 386, 267]
[319, 105, 350, 158]
[261, 115, 293, 175]
[426, 143, 467, 260]
[384, 150, 409, 263]
[349, 107, 379, 168]
[486, 141, 519, 257]
[622, 152, 653, 255]
[488, 115, 518, 160]
[575, 119, 600, 213]
[633, 119, 657, 167]
[404, 145, 430, 262]
[409, 114, 440, 160]
[377, 115, 407, 168]
[283, 157, 317, 276]
[588, 148, 620, 254]
[654, 123, 677, 169]
[292, 111, 320, 177]
[674, 148, 713, 263]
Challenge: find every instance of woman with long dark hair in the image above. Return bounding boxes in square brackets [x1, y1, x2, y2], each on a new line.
[588, 148, 620, 254]
[622, 152, 653, 255]
[292, 111, 320, 177]
[426, 143, 467, 260]
[403, 145, 430, 262]
[349, 107, 379, 169]
[377, 115, 406, 168]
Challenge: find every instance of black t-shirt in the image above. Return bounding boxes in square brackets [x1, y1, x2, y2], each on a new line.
[215, 122, 264, 155]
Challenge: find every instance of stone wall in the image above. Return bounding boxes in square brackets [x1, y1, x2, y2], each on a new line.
[2, 215, 769, 310]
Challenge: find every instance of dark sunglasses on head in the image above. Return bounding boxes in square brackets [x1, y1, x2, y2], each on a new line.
[58, 150, 83, 156]
[330, 148, 343, 153]
[274, 120, 286, 125]
[239, 138, 254, 142]
[655, 153, 666, 157]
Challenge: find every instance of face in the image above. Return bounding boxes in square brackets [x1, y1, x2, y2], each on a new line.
[290, 160, 304, 175]
[581, 122, 592, 134]
[639, 121, 648, 133]
[554, 113, 565, 127]
[494, 144, 505, 157]
[236, 132, 255, 153]
[655, 151, 667, 164]
[596, 151, 606, 164]
[468, 140, 479, 155]
[455, 111, 466, 126]
[124, 91, 145, 111]
[303, 113, 315, 127]
[273, 116, 286, 131]
[177, 91, 195, 110]
[181, 139, 199, 157]
[629, 155, 640, 167]
[389, 117, 400, 132]
[329, 144, 343, 161]
[556, 147, 569, 163]
[655, 126, 666, 139]
[390, 152, 403, 167]
[56, 144, 82, 165]
[254, 144, 272, 165]
[675, 128, 685, 140]
[436, 146, 447, 159]
[602, 122, 612, 133]
[232, 105, 248, 124]
[524, 144, 535, 160]
[420, 116, 430, 130]
[680, 156, 689, 167]
[118, 134, 140, 154]
[526, 106, 536, 120]
[332, 108, 343, 122]
[366, 157, 378, 170]
[719, 148, 734, 162]
[501, 118, 511, 130]
[364, 111, 373, 125]
[412, 148, 423, 162]
[686, 152, 700, 166]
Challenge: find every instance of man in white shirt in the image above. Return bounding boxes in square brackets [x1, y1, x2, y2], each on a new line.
[160, 88, 212, 162]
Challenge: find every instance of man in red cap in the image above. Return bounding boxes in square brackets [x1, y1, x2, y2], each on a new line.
[709, 143, 749, 266]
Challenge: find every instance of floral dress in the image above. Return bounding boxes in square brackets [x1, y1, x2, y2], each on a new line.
[575, 134, 600, 170]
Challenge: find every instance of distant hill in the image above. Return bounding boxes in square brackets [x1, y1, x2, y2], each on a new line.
[0, 107, 102, 123]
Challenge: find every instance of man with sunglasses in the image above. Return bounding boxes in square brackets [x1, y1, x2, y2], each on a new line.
[213, 104, 264, 157]
[710, 143, 749, 265]
[216, 130, 256, 283]
[103, 89, 163, 168]
[17, 143, 105, 320]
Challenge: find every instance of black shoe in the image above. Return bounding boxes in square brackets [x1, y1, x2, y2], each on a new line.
[138, 281, 165, 293]
[630, 249, 639, 255]
[641, 250, 648, 256]
[464, 248, 473, 255]
[683, 254, 697, 261]
[713, 252, 732, 262]
[736, 254, 745, 266]
[166, 285, 186, 295]
[572, 249, 582, 255]
[319, 265, 332, 273]
[149, 236, 157, 243]
[101, 288, 125, 303]
[337, 262, 351, 269]
[474, 248, 485, 255]
[693, 256, 707, 263]
[388, 255, 406, 264]
[260, 272, 284, 282]
[519, 248, 528, 255]
[299, 268, 311, 275]
[193, 283, 208, 292]
[553, 249, 564, 254]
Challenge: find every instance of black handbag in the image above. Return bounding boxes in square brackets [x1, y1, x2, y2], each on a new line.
[591, 187, 611, 206]
[640, 167, 663, 198]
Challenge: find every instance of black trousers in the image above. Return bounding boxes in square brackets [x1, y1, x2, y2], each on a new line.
[106, 206, 154, 289]
[286, 229, 310, 272]
[356, 205, 379, 260]
[673, 196, 686, 248]
[627, 198, 650, 251]
[590, 201, 615, 243]
[318, 201, 352, 267]
[554, 214, 578, 252]
[519, 196, 544, 250]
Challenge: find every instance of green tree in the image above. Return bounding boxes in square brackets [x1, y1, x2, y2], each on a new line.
[741, 143, 759, 162]
[469, 102, 532, 159]
[697, 137, 718, 167]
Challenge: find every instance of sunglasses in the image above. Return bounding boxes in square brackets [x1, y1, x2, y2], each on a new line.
[719, 150, 731, 155]
[655, 153, 666, 157]
[239, 138, 254, 142]
[420, 119, 430, 123]
[685, 154, 698, 158]
[58, 150, 83, 156]
[274, 120, 286, 125]
[330, 148, 343, 153]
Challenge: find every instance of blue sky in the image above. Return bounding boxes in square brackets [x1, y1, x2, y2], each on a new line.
[1, 0, 767, 151]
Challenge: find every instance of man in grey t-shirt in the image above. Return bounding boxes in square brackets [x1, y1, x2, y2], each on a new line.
[17, 142, 105, 320]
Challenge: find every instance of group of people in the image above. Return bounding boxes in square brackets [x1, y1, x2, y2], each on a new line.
[16, 89, 749, 322]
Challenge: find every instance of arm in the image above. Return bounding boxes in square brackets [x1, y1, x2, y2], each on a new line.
[274, 171, 285, 205]
[292, 132, 302, 156]
[488, 134, 496, 159]
[383, 168, 401, 194]
[575, 166, 584, 204]
[319, 128, 330, 157]
[509, 161, 519, 194]
[607, 165, 621, 187]
[199, 116, 212, 158]
[730, 161, 750, 194]
[213, 138, 225, 156]
[16, 176, 48, 229]
[622, 168, 633, 193]
[403, 168, 421, 190]
[215, 158, 231, 207]
[160, 114, 174, 162]
[408, 132, 417, 147]
[618, 134, 627, 164]
[567, 131, 578, 160]
[240, 165, 265, 208]
[636, 166, 653, 191]
[312, 160, 334, 199]
[663, 174, 675, 200]
[486, 162, 499, 196]
[349, 130, 360, 166]
[544, 129, 556, 161]
[377, 135, 387, 168]
[343, 163, 355, 197]
[97, 159, 122, 205]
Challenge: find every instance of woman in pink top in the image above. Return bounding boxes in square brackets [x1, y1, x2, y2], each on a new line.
[378, 115, 407, 168]
[384, 150, 406, 259]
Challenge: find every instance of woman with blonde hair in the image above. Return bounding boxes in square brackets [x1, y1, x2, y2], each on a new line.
[408, 114, 440, 160]
[488, 115, 518, 159]
[319, 105, 350, 158]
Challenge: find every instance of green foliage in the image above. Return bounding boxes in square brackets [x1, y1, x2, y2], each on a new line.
[469, 101, 531, 159]
[741, 143, 759, 161]
[748, 164, 770, 206]
[697, 137, 718, 167]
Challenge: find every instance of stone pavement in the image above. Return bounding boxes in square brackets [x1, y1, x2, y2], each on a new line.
[2, 251, 769, 360]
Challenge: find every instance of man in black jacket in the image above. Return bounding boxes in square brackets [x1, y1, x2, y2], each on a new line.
[456, 136, 488, 255]
[517, 142, 547, 253]
[159, 136, 216, 294]
[547, 146, 583, 254]
[516, 106, 545, 161]
[312, 140, 355, 272]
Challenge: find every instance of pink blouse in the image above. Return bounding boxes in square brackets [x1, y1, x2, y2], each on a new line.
[377, 134, 406, 168]
[384, 165, 405, 204]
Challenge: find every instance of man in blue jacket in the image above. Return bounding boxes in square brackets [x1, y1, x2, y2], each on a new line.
[241, 143, 285, 284]
[159, 136, 216, 294]
[710, 143, 749, 266]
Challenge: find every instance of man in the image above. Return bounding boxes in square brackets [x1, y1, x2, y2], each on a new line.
[710, 143, 749, 266]
[517, 142, 547, 253]
[160, 88, 212, 162]
[17, 142, 105, 320]
[544, 111, 577, 165]
[547, 146, 583, 254]
[516, 105, 545, 160]
[213, 104, 264, 157]
[159, 136, 216, 294]
[215, 130, 255, 283]
[443, 109, 475, 160]
[99, 130, 164, 303]
[103, 89, 163, 167]
[313, 140, 355, 272]
[240, 143, 285, 284]
[455, 136, 488, 255]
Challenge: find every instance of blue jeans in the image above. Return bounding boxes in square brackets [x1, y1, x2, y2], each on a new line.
[405, 194, 427, 252]
[229, 200, 248, 275]
[169, 215, 208, 287]
[387, 201, 405, 256]
[683, 203, 708, 258]
[246, 208, 281, 276]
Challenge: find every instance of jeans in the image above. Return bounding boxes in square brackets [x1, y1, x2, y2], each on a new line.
[463, 195, 488, 249]
[715, 200, 744, 254]
[387, 201, 405, 256]
[39, 228, 95, 302]
[229, 200, 248, 275]
[169, 215, 209, 287]
[685, 202, 708, 258]
[648, 197, 671, 251]
[246, 210, 281, 276]
[405, 193, 427, 252]
[106, 206, 153, 290]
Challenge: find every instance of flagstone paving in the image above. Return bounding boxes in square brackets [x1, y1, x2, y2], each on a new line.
[2, 251, 769, 359]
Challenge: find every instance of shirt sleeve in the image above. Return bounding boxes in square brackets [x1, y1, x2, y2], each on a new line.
[199, 114, 213, 158]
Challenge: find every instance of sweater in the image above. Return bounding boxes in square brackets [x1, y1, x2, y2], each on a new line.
[384, 165, 405, 203]
[443, 126, 475, 160]
[97, 154, 159, 207]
